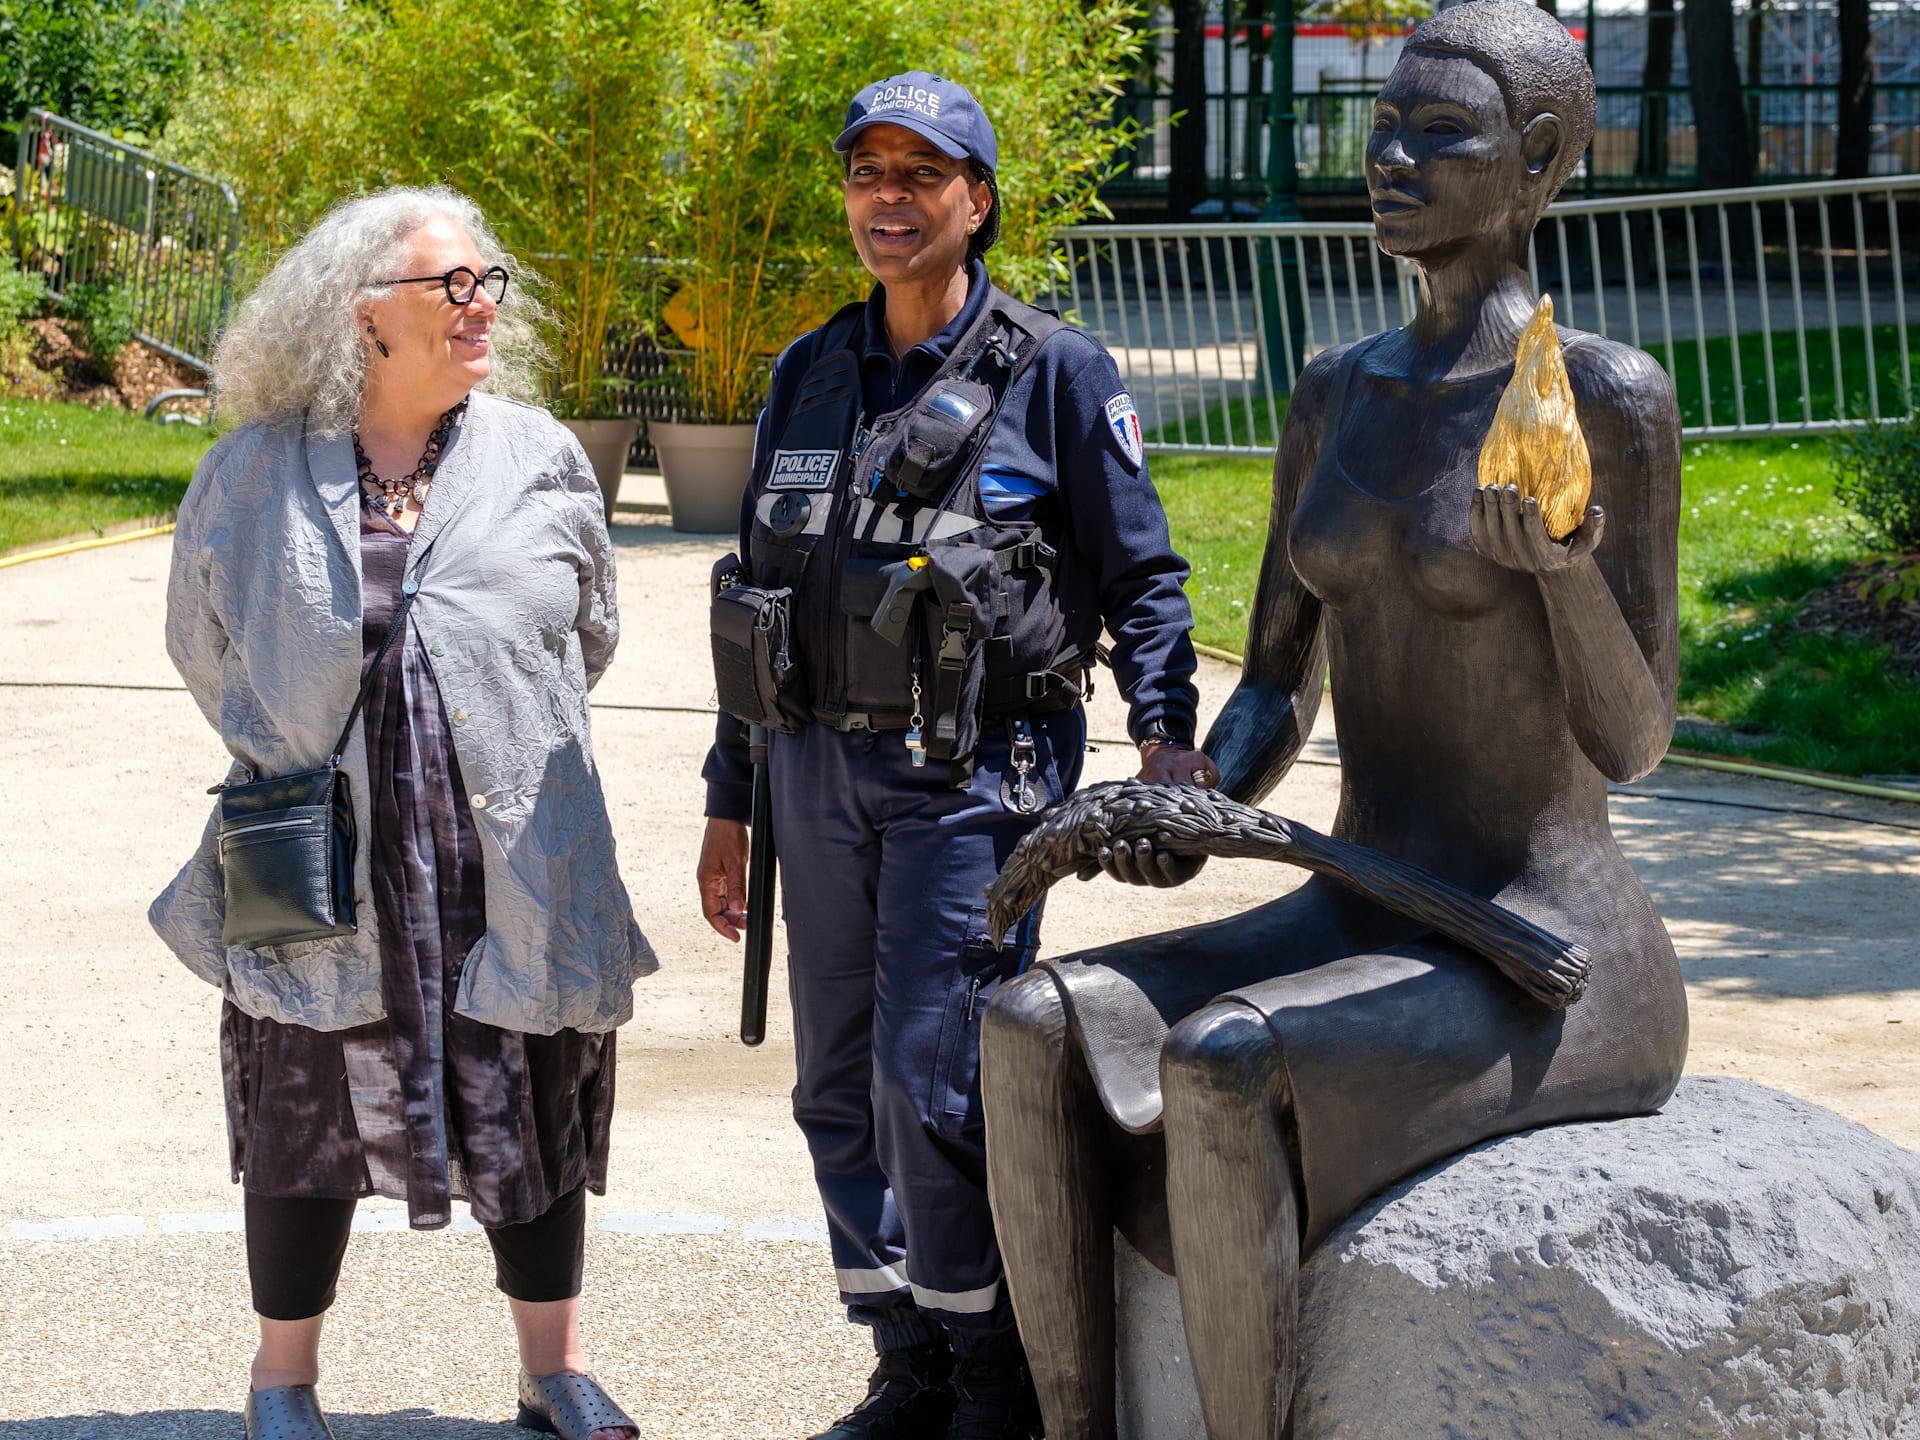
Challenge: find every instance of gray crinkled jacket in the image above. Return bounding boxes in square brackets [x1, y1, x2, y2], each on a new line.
[150, 391, 658, 1034]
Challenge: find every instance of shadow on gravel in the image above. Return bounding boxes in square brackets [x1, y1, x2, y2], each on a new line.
[2, 1413, 520, 1439]
[1609, 777, 1920, 999]
[607, 516, 732, 550]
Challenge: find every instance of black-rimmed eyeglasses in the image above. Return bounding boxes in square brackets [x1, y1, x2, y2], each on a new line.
[377, 264, 509, 305]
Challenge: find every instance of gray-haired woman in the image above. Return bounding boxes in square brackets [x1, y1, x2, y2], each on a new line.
[151, 185, 654, 1440]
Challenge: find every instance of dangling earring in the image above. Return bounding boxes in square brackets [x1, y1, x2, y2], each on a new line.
[365, 323, 389, 359]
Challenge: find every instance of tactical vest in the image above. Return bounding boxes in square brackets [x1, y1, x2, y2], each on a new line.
[743, 287, 1084, 781]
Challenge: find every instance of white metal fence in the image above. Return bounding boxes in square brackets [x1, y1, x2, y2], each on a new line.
[1047, 174, 1920, 452]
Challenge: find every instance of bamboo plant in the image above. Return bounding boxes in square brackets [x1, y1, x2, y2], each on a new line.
[659, 0, 1147, 426]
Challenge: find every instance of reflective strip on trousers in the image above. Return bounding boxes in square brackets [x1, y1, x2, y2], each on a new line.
[836, 1263, 911, 1296]
[910, 1279, 1001, 1315]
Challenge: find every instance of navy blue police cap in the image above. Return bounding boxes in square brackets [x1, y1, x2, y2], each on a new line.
[833, 72, 999, 174]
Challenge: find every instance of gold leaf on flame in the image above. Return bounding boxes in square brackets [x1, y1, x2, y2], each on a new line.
[1477, 293, 1592, 541]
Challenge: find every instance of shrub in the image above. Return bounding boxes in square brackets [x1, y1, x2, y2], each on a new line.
[165, 0, 1147, 423]
[0, 251, 47, 331]
[660, 0, 1145, 423]
[0, 0, 191, 148]
[165, 0, 671, 418]
[63, 277, 140, 363]
[1828, 409, 1920, 551]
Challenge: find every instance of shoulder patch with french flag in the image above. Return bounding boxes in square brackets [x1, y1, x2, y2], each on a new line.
[1104, 392, 1144, 468]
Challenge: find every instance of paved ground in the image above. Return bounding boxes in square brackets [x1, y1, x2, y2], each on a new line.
[2, 497, 1916, 1438]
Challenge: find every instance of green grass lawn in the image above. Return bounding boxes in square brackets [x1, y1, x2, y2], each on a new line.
[0, 399, 216, 553]
[1154, 429, 1920, 778]
[1664, 321, 1919, 431]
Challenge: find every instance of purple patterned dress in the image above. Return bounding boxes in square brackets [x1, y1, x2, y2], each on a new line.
[219, 502, 616, 1229]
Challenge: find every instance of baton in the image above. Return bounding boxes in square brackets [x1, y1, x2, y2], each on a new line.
[740, 724, 777, 1046]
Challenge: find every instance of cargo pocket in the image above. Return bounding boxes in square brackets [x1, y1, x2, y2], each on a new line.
[929, 908, 1031, 1140]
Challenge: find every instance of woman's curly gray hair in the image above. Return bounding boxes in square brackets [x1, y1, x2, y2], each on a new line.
[212, 186, 547, 436]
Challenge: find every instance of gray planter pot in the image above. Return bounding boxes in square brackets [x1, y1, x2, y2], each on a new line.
[557, 418, 639, 524]
[651, 420, 756, 534]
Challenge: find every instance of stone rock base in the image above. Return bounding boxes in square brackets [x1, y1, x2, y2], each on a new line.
[1112, 1076, 1920, 1438]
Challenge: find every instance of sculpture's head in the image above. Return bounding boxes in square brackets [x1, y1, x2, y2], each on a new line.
[1366, 0, 1595, 263]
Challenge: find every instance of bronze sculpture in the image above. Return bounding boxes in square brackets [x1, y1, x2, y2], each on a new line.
[978, 4, 1689, 1435]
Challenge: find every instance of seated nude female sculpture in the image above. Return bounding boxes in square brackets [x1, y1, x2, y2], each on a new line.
[978, 3, 1688, 1435]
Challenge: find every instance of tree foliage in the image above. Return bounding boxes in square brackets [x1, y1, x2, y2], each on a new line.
[661, 0, 1145, 420]
[163, 0, 1143, 421]
[0, 0, 191, 147]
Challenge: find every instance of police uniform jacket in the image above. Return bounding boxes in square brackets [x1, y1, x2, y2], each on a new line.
[704, 260, 1200, 820]
[152, 391, 657, 1034]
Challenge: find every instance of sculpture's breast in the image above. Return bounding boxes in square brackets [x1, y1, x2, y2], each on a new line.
[1290, 443, 1523, 624]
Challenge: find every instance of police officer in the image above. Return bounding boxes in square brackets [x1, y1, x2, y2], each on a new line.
[696, 72, 1216, 1440]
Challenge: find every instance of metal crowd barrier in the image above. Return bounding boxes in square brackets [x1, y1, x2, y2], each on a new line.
[10, 109, 243, 374]
[1048, 174, 1920, 452]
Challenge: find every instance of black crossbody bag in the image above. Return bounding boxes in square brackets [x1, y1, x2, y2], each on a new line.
[214, 540, 435, 949]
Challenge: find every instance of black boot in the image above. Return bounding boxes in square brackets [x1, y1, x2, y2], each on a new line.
[946, 1353, 1043, 1440]
[808, 1341, 955, 1440]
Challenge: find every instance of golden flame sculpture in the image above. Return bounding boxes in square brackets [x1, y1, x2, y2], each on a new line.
[1477, 294, 1592, 541]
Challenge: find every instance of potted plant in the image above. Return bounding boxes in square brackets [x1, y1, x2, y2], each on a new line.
[650, 6, 854, 533]
[651, 0, 1146, 530]
[166, 0, 674, 522]
[422, 2, 673, 523]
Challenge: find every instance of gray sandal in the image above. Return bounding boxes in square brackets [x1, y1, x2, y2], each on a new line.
[243, 1385, 336, 1440]
[516, 1370, 637, 1439]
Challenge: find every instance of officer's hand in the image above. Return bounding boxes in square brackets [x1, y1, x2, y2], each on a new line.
[1136, 744, 1220, 790]
[697, 818, 750, 942]
[1081, 744, 1221, 888]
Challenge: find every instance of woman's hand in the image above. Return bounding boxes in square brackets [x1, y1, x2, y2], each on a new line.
[1470, 483, 1605, 575]
[697, 818, 750, 942]
[1079, 744, 1221, 887]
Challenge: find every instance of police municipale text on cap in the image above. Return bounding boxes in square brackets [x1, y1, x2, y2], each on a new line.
[833, 71, 999, 174]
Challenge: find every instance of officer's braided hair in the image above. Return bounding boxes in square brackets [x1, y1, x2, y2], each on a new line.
[970, 161, 1000, 259]
[1403, 0, 1595, 203]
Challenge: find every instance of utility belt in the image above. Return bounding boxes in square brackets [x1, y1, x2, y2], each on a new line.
[817, 668, 1087, 733]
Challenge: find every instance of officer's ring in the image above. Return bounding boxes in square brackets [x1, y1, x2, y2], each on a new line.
[1190, 768, 1214, 787]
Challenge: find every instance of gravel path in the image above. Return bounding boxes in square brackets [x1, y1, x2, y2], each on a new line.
[2, 504, 1914, 1438]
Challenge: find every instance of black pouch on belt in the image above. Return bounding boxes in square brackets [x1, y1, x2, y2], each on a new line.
[710, 552, 809, 732]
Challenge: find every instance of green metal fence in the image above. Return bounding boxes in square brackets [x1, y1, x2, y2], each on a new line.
[10, 110, 242, 373]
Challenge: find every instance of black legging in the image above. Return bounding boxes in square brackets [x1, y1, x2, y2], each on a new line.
[245, 1185, 587, 1322]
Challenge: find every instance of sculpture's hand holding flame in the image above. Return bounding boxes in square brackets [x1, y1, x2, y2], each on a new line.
[1478, 294, 1594, 542]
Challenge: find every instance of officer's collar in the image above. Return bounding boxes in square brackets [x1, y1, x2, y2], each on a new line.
[861, 258, 991, 367]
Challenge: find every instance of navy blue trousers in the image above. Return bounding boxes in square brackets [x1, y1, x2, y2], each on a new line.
[770, 710, 1085, 1357]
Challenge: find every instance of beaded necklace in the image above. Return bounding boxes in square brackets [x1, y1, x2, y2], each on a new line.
[353, 400, 468, 521]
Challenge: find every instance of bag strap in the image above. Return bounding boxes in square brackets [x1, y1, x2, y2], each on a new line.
[326, 537, 437, 766]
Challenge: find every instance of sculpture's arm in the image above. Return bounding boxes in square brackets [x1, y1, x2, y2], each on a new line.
[1473, 342, 1681, 783]
[1204, 346, 1341, 805]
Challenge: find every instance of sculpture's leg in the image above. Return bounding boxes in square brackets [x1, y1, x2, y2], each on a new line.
[1161, 1002, 1300, 1440]
[981, 970, 1116, 1440]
